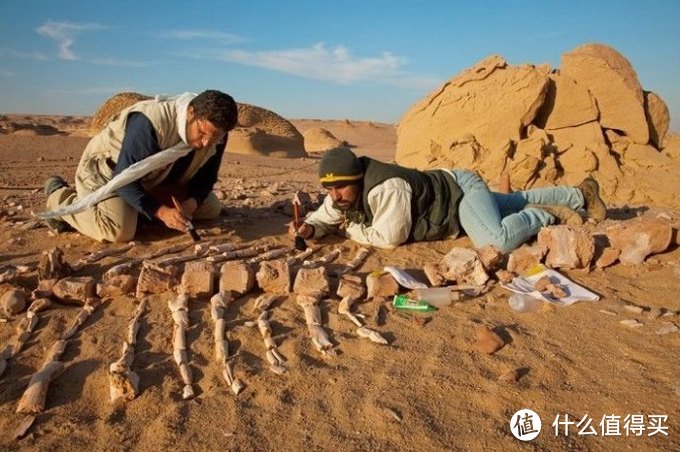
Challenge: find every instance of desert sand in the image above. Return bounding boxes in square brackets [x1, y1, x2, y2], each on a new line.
[0, 81, 679, 451]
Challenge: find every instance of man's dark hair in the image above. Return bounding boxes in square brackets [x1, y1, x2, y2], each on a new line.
[190, 90, 238, 132]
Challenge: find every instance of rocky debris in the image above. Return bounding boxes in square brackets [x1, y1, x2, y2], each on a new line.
[302, 127, 343, 153]
[256, 259, 291, 293]
[595, 248, 621, 268]
[441, 248, 490, 285]
[52, 277, 96, 305]
[498, 369, 520, 383]
[537, 226, 595, 269]
[366, 271, 400, 299]
[623, 305, 644, 314]
[219, 261, 256, 297]
[337, 274, 365, 300]
[293, 267, 330, 297]
[97, 273, 137, 298]
[475, 245, 504, 272]
[647, 308, 662, 320]
[475, 326, 505, 355]
[507, 244, 546, 274]
[534, 276, 552, 292]
[37, 248, 71, 281]
[180, 261, 216, 297]
[599, 309, 617, 316]
[656, 323, 679, 335]
[135, 261, 179, 298]
[423, 263, 447, 287]
[620, 319, 644, 329]
[0, 264, 31, 284]
[495, 270, 515, 284]
[1, 288, 27, 317]
[606, 219, 673, 265]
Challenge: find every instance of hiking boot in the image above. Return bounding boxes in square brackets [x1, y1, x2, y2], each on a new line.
[577, 176, 606, 222]
[44, 176, 68, 196]
[526, 204, 584, 227]
[43, 176, 71, 232]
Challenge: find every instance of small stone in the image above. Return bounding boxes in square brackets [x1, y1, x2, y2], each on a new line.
[293, 266, 330, 297]
[662, 311, 676, 318]
[475, 326, 505, 354]
[623, 305, 644, 314]
[365, 271, 399, 299]
[656, 323, 679, 335]
[1, 289, 27, 316]
[534, 276, 552, 292]
[498, 369, 519, 382]
[646, 307, 662, 320]
[599, 309, 617, 316]
[620, 319, 643, 328]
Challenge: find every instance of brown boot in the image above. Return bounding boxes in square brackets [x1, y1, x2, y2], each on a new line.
[526, 204, 584, 227]
[577, 177, 606, 222]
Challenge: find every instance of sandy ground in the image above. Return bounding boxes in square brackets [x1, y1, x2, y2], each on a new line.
[0, 115, 678, 451]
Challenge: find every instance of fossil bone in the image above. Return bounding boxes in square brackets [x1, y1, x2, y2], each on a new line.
[332, 247, 370, 277]
[209, 291, 244, 395]
[301, 249, 341, 269]
[297, 295, 335, 356]
[16, 361, 64, 414]
[109, 301, 145, 405]
[207, 243, 279, 263]
[71, 242, 136, 271]
[109, 363, 140, 404]
[61, 298, 100, 340]
[286, 247, 315, 267]
[356, 326, 388, 345]
[169, 294, 194, 399]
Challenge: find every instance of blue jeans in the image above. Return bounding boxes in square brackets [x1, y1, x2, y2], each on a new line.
[447, 169, 584, 253]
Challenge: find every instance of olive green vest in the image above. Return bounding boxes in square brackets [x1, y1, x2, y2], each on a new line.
[74, 98, 217, 195]
[354, 157, 463, 242]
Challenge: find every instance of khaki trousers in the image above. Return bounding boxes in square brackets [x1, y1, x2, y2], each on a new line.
[46, 188, 222, 242]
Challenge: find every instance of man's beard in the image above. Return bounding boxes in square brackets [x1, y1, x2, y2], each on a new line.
[332, 200, 353, 211]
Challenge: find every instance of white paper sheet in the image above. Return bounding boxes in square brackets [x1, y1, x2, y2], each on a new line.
[383, 266, 428, 290]
[501, 265, 599, 306]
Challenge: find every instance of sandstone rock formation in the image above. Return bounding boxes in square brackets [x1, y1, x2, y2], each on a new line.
[302, 127, 343, 153]
[90, 92, 152, 136]
[90, 93, 306, 158]
[227, 103, 306, 158]
[395, 43, 678, 208]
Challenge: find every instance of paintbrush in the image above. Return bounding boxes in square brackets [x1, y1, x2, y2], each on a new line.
[171, 196, 201, 242]
[292, 199, 307, 251]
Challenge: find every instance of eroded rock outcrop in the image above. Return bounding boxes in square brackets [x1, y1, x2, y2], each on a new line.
[395, 43, 678, 208]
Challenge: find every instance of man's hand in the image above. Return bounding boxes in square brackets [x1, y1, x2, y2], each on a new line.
[156, 204, 190, 232]
[181, 197, 198, 219]
[287, 221, 314, 239]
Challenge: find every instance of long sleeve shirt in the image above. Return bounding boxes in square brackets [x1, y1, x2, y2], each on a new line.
[113, 112, 225, 219]
[304, 177, 413, 249]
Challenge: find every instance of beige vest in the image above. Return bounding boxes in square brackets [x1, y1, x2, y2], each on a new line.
[75, 98, 217, 195]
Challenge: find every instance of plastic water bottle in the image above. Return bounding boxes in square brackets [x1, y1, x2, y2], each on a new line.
[414, 287, 461, 307]
[508, 294, 544, 313]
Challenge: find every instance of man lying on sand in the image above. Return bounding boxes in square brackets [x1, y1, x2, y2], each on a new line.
[289, 147, 606, 253]
[42, 90, 238, 242]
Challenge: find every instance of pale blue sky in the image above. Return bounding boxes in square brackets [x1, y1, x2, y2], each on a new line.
[1, 1, 678, 130]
